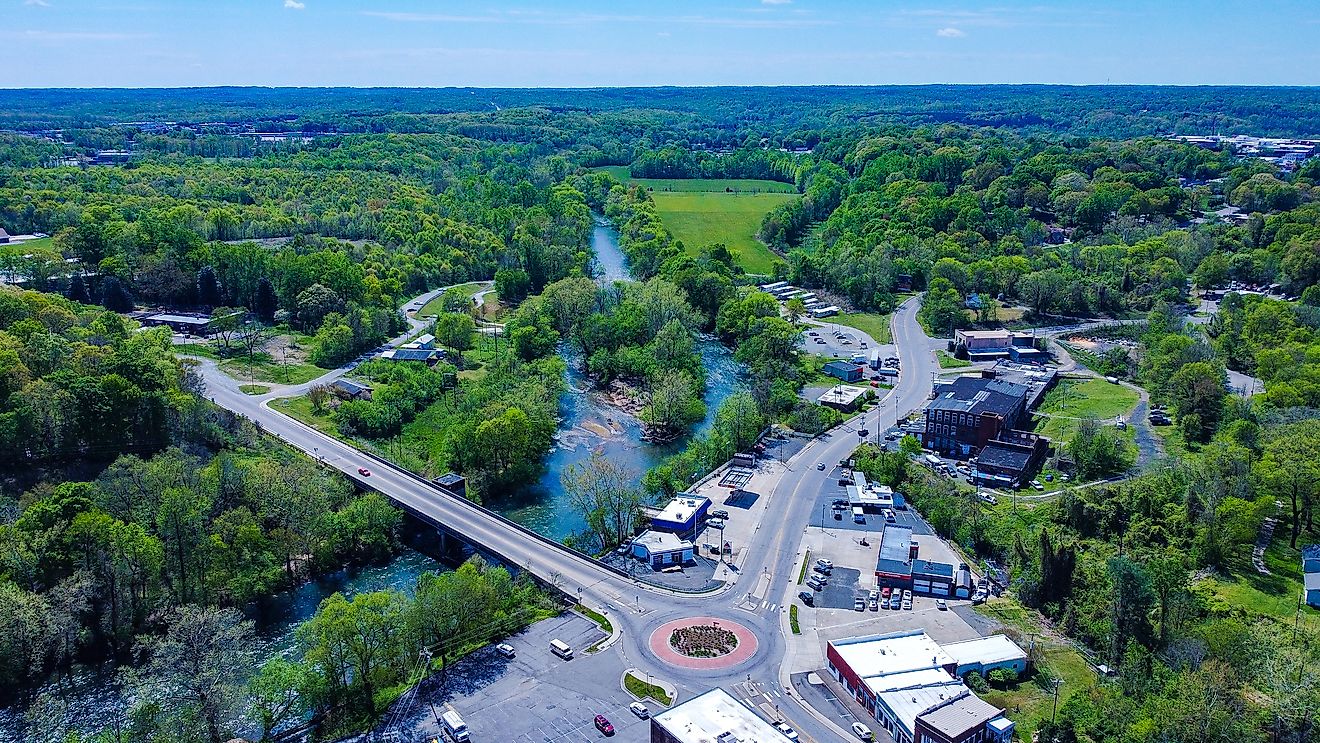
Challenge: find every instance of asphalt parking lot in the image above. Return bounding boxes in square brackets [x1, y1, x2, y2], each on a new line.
[806, 465, 933, 536]
[809, 566, 862, 609]
[381, 612, 653, 743]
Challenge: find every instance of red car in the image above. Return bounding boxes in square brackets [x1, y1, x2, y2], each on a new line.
[594, 715, 615, 736]
[357, 467, 371, 477]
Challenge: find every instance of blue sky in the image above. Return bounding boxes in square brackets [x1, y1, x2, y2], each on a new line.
[5, 0, 1320, 88]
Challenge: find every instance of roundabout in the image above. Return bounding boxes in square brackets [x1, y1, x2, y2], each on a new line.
[647, 616, 759, 670]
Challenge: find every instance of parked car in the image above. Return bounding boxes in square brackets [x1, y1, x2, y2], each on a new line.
[868, 595, 879, 611]
[902, 597, 913, 610]
[979, 493, 999, 505]
[798, 591, 815, 606]
[806, 577, 826, 591]
[852, 722, 875, 740]
[1030, 480, 1045, 491]
[775, 723, 800, 741]
[357, 467, 371, 476]
[814, 564, 832, 575]
[706, 518, 726, 529]
[936, 599, 948, 610]
[594, 715, 615, 736]
[881, 587, 891, 598]
[807, 331, 818, 336]
[710, 509, 730, 520]
[496, 643, 516, 658]
[853, 597, 866, 611]
[884, 508, 897, 522]
[628, 702, 649, 719]
[816, 558, 834, 570]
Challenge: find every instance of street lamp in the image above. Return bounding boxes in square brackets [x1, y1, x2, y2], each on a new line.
[1050, 678, 1064, 727]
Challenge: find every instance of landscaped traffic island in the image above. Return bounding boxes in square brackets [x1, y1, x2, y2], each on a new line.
[648, 617, 759, 670]
[669, 624, 739, 658]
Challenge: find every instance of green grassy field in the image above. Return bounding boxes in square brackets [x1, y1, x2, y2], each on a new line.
[1034, 378, 1140, 439]
[10, 236, 55, 252]
[1194, 534, 1320, 633]
[417, 282, 490, 318]
[270, 395, 343, 438]
[650, 191, 794, 274]
[831, 312, 893, 345]
[221, 355, 326, 385]
[595, 166, 796, 193]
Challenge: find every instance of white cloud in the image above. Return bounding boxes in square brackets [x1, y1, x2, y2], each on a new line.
[16, 29, 149, 40]
[24, 0, 52, 6]
[761, 0, 792, 4]
[936, 27, 966, 38]
[657, 31, 671, 37]
[284, 0, 305, 8]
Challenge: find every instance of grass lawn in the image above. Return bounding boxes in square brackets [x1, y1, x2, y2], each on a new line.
[221, 355, 327, 385]
[1033, 378, 1140, 443]
[624, 672, 673, 705]
[937, 350, 972, 368]
[832, 312, 893, 345]
[240, 384, 270, 395]
[1193, 533, 1320, 633]
[790, 604, 801, 634]
[650, 191, 795, 274]
[11, 236, 55, 252]
[975, 599, 1099, 734]
[270, 395, 343, 439]
[417, 281, 490, 318]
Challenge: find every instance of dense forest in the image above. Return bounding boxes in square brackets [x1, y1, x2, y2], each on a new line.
[1, 87, 1320, 743]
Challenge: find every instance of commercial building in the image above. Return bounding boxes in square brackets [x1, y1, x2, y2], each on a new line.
[953, 330, 1045, 362]
[650, 687, 793, 742]
[818, 384, 869, 412]
[410, 333, 436, 349]
[136, 310, 242, 336]
[1304, 545, 1320, 608]
[824, 360, 864, 383]
[811, 305, 841, 318]
[943, 635, 1030, 678]
[911, 559, 955, 597]
[826, 630, 1019, 743]
[630, 530, 695, 570]
[874, 525, 918, 588]
[648, 494, 711, 537]
[923, 376, 1031, 457]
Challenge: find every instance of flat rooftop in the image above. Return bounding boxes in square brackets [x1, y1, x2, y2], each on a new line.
[655, 495, 709, 525]
[818, 385, 868, 406]
[831, 630, 954, 680]
[651, 687, 791, 743]
[944, 634, 1028, 669]
[633, 530, 692, 553]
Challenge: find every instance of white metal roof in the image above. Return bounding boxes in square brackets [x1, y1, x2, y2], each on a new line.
[830, 631, 954, 680]
[652, 687, 791, 743]
[633, 530, 692, 553]
[875, 677, 968, 737]
[943, 635, 1027, 669]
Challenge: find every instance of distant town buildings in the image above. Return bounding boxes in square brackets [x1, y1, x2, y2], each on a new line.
[1304, 545, 1320, 609]
[1170, 134, 1319, 170]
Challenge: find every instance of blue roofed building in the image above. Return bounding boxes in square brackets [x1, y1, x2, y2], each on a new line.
[824, 360, 864, 383]
[647, 494, 711, 538]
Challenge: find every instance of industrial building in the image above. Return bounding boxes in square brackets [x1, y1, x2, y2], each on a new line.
[826, 630, 1021, 743]
[923, 376, 1031, 457]
[650, 687, 793, 743]
[953, 329, 1046, 362]
[823, 360, 864, 383]
[971, 434, 1049, 489]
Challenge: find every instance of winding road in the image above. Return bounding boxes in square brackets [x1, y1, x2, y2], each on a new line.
[195, 291, 943, 742]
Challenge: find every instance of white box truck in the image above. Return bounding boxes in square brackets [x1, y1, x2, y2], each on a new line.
[441, 710, 470, 742]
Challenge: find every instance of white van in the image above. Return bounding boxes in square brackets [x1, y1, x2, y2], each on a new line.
[441, 710, 470, 742]
[550, 638, 573, 659]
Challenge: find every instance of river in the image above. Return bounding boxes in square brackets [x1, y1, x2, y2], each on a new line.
[0, 217, 742, 741]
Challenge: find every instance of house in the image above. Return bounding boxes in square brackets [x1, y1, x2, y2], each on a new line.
[650, 687, 793, 743]
[647, 494, 710, 537]
[1304, 545, 1320, 608]
[137, 311, 236, 336]
[826, 630, 1016, 743]
[824, 361, 864, 383]
[818, 384, 868, 412]
[810, 305, 841, 318]
[972, 435, 1049, 489]
[330, 379, 372, 400]
[381, 347, 444, 364]
[923, 376, 1032, 457]
[0, 228, 9, 244]
[410, 333, 435, 349]
[630, 530, 695, 570]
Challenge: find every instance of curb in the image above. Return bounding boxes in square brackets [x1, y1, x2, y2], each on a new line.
[621, 668, 678, 707]
[582, 605, 623, 655]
